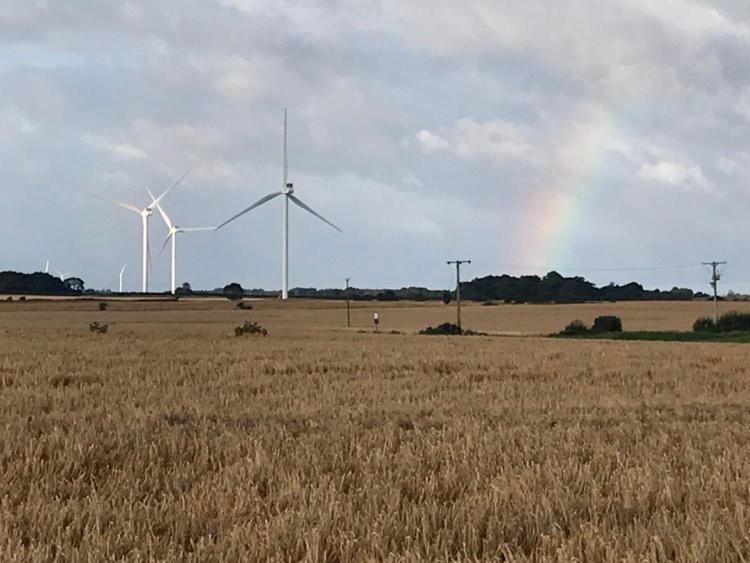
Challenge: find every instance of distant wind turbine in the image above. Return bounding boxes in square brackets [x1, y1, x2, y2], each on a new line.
[88, 172, 189, 293]
[44, 260, 50, 274]
[55, 270, 69, 281]
[118, 265, 126, 293]
[149, 191, 215, 295]
[217, 110, 342, 299]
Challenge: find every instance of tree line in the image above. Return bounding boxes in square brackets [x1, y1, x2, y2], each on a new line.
[0, 270, 707, 303]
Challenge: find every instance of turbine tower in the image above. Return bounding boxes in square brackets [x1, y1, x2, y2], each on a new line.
[150, 192, 215, 295]
[217, 110, 342, 299]
[88, 172, 188, 293]
[118, 265, 126, 293]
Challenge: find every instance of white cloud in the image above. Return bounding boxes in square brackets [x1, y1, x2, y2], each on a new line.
[717, 156, 740, 175]
[81, 134, 147, 161]
[415, 129, 449, 153]
[417, 118, 538, 165]
[639, 160, 714, 194]
[453, 118, 536, 162]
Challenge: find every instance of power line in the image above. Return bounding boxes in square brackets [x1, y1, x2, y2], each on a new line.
[495, 263, 706, 274]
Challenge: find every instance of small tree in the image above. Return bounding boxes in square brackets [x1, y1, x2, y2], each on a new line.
[441, 291, 452, 305]
[223, 282, 244, 300]
[175, 282, 193, 297]
[63, 277, 85, 293]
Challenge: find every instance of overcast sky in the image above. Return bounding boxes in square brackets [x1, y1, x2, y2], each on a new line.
[2, 1, 750, 292]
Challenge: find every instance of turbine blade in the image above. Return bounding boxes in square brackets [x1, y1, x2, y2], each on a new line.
[283, 108, 288, 187]
[86, 192, 141, 214]
[156, 234, 172, 262]
[179, 227, 215, 232]
[153, 200, 173, 230]
[120, 265, 127, 276]
[289, 195, 343, 233]
[216, 192, 283, 230]
[152, 170, 190, 207]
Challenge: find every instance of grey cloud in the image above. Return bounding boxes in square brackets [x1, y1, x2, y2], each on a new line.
[2, 1, 750, 292]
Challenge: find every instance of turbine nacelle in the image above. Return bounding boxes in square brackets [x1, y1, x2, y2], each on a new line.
[284, 182, 294, 195]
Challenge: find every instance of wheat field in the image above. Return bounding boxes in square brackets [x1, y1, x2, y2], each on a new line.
[0, 298, 749, 561]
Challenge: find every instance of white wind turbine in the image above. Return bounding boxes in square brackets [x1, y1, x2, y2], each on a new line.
[149, 191, 215, 295]
[118, 265, 126, 293]
[217, 110, 342, 299]
[88, 172, 188, 293]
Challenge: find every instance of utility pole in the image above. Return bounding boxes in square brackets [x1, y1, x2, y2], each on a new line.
[702, 261, 726, 324]
[447, 260, 471, 330]
[345, 277, 351, 328]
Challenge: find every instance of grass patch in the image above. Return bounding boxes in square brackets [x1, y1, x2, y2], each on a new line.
[557, 330, 750, 343]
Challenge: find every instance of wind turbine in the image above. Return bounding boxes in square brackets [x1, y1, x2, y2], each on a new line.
[55, 270, 69, 282]
[44, 260, 50, 274]
[217, 110, 342, 299]
[149, 192, 215, 295]
[118, 265, 126, 293]
[88, 172, 188, 293]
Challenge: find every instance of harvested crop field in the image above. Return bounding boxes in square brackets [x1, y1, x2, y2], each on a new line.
[0, 298, 749, 561]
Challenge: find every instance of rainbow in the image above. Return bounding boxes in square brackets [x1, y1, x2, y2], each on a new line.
[515, 105, 622, 273]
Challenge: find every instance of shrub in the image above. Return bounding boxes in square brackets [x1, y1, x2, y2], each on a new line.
[716, 311, 750, 333]
[18, 296, 26, 301]
[421, 322, 463, 335]
[693, 317, 717, 333]
[5, 296, 11, 301]
[592, 316, 623, 333]
[99, 302, 108, 311]
[561, 320, 589, 336]
[236, 301, 253, 310]
[234, 321, 267, 337]
[89, 321, 109, 334]
[420, 323, 485, 336]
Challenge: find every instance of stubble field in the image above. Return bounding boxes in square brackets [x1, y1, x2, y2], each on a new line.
[0, 298, 749, 561]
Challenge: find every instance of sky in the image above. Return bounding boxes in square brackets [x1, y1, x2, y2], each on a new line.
[2, 1, 750, 293]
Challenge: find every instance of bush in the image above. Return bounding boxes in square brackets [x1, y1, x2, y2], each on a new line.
[88, 321, 109, 334]
[716, 311, 750, 333]
[693, 317, 717, 333]
[592, 316, 622, 333]
[420, 323, 485, 336]
[19, 296, 26, 301]
[236, 301, 253, 310]
[99, 302, 108, 311]
[561, 320, 589, 336]
[234, 321, 267, 337]
[420, 322, 463, 335]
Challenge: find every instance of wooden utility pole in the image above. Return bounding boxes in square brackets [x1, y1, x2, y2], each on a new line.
[702, 261, 726, 324]
[345, 277, 351, 328]
[447, 260, 471, 330]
